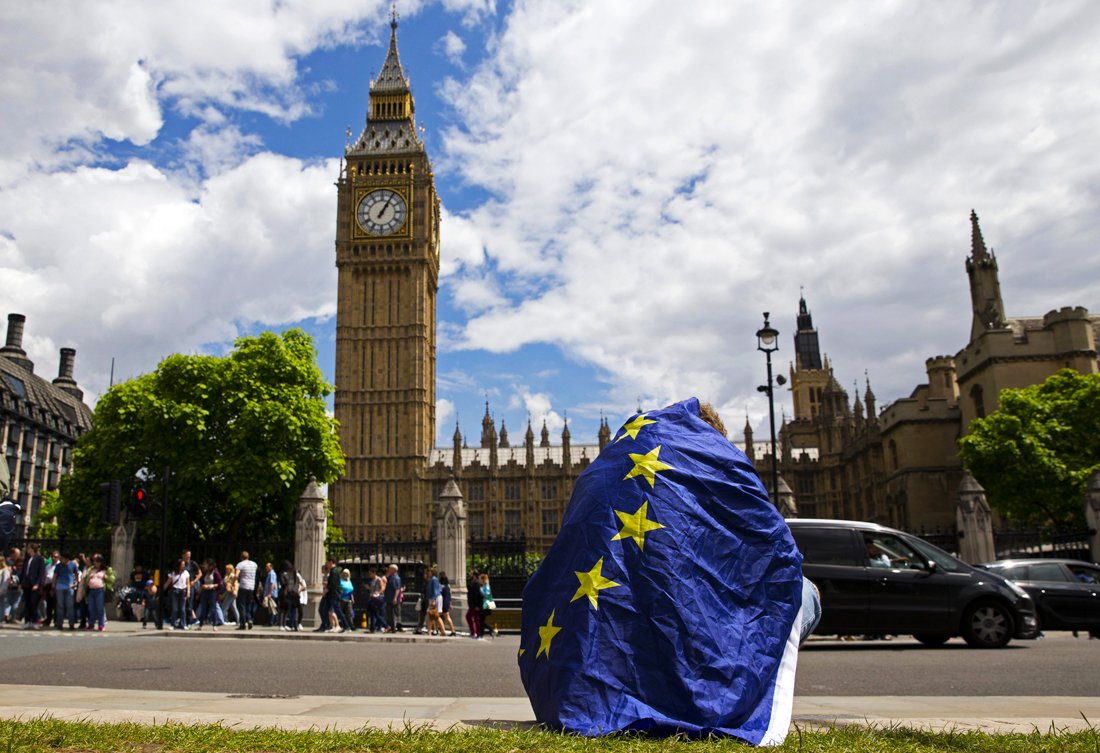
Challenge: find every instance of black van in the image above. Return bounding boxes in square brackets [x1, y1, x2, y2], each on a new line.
[789, 519, 1039, 648]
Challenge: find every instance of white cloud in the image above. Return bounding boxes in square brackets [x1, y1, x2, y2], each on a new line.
[435, 398, 456, 443]
[436, 31, 467, 66]
[440, 0, 496, 27]
[438, 0, 1100, 419]
[0, 0, 391, 180]
[513, 390, 563, 434]
[0, 154, 339, 399]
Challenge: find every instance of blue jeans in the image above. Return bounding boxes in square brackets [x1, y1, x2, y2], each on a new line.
[86, 587, 106, 629]
[237, 588, 255, 625]
[171, 589, 188, 628]
[799, 578, 822, 645]
[286, 599, 299, 630]
[55, 588, 75, 628]
[199, 589, 223, 626]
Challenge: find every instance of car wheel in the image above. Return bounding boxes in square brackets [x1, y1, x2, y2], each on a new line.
[961, 601, 1014, 648]
[913, 633, 951, 647]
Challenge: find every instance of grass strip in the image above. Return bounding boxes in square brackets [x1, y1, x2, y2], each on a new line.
[1, 717, 1097, 753]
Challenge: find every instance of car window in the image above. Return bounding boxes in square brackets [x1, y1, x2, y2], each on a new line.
[994, 564, 1028, 580]
[865, 534, 927, 570]
[1067, 565, 1100, 584]
[790, 527, 862, 566]
[1028, 563, 1072, 582]
[907, 536, 964, 573]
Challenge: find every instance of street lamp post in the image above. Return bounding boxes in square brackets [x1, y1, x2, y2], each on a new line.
[756, 312, 786, 505]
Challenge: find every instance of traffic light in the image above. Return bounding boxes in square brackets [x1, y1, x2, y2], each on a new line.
[130, 483, 149, 519]
[100, 479, 121, 525]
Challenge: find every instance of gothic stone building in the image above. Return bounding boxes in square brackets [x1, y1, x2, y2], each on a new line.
[1, 313, 93, 531]
[772, 212, 1099, 530]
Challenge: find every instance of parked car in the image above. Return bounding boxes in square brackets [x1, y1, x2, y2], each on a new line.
[977, 559, 1099, 638]
[788, 519, 1040, 648]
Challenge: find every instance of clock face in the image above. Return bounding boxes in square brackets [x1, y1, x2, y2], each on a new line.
[356, 189, 408, 236]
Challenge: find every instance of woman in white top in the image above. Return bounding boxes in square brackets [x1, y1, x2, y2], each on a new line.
[167, 559, 191, 630]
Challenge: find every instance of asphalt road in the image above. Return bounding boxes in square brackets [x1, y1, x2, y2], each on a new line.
[1, 631, 1098, 697]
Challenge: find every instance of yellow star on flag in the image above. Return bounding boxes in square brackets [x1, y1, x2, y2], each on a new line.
[623, 445, 673, 487]
[611, 499, 665, 551]
[570, 557, 620, 610]
[615, 413, 656, 443]
[536, 609, 562, 659]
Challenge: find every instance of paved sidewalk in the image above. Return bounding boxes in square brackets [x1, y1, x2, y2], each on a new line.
[0, 685, 1097, 735]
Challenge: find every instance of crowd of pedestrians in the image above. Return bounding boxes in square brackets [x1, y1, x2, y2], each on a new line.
[3, 544, 503, 638]
[1, 545, 110, 630]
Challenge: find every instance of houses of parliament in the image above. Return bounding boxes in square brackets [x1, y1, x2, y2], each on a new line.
[331, 20, 1099, 549]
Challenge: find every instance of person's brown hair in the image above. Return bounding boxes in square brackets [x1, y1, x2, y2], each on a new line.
[698, 401, 727, 437]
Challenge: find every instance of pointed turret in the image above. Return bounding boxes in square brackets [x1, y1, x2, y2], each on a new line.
[793, 292, 823, 370]
[540, 419, 551, 448]
[525, 418, 535, 471]
[451, 421, 463, 479]
[499, 420, 509, 448]
[562, 418, 572, 471]
[347, 11, 423, 156]
[480, 401, 494, 448]
[743, 414, 755, 463]
[373, 11, 411, 95]
[597, 416, 611, 451]
[853, 382, 864, 424]
[970, 209, 989, 260]
[965, 210, 1006, 340]
[864, 374, 877, 419]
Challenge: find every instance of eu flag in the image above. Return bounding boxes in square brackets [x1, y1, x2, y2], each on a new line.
[518, 398, 803, 745]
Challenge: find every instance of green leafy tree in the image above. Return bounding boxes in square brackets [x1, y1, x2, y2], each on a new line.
[58, 329, 344, 545]
[958, 369, 1100, 526]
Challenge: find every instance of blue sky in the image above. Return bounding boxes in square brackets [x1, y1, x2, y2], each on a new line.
[2, 1, 1099, 449]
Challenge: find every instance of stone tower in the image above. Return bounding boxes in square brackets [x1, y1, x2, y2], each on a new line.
[965, 210, 1006, 341]
[789, 294, 829, 422]
[332, 15, 441, 540]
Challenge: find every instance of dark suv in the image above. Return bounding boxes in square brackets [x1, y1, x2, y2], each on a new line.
[789, 519, 1039, 648]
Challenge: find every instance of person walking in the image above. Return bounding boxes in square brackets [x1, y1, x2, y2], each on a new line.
[416, 568, 438, 635]
[141, 578, 162, 630]
[52, 552, 78, 630]
[167, 559, 191, 630]
[280, 561, 304, 631]
[383, 564, 403, 633]
[339, 568, 356, 631]
[84, 554, 109, 631]
[196, 558, 223, 631]
[439, 572, 457, 636]
[367, 567, 386, 633]
[234, 552, 258, 630]
[261, 562, 279, 627]
[466, 569, 483, 639]
[479, 572, 497, 639]
[323, 557, 350, 632]
[19, 543, 46, 629]
[222, 564, 239, 625]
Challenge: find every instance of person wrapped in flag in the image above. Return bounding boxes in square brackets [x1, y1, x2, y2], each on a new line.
[518, 398, 811, 745]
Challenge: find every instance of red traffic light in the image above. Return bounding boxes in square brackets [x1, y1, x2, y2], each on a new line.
[130, 484, 149, 517]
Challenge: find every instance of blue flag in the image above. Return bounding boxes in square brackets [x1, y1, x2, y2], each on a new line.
[518, 398, 803, 745]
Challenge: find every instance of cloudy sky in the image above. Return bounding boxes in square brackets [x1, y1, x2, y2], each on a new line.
[2, 0, 1098, 448]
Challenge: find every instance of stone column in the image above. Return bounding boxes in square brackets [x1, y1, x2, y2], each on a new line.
[108, 521, 136, 619]
[295, 477, 327, 628]
[1085, 471, 1100, 563]
[110, 521, 137, 584]
[956, 472, 995, 564]
[775, 474, 798, 519]
[434, 477, 468, 612]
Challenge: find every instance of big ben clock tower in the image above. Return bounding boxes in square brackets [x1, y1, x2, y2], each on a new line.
[333, 15, 440, 541]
